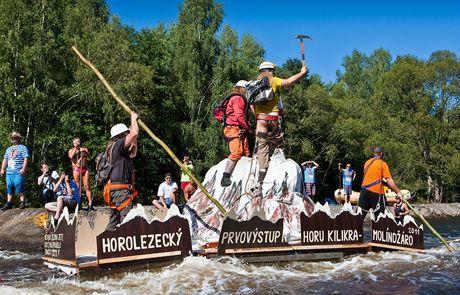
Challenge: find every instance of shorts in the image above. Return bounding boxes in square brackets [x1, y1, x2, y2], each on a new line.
[6, 173, 25, 194]
[358, 188, 387, 219]
[305, 183, 316, 196]
[62, 195, 78, 209]
[164, 198, 173, 207]
[343, 185, 352, 195]
[181, 181, 191, 190]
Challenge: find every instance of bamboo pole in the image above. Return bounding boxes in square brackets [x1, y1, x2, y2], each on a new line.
[402, 199, 453, 252]
[71, 46, 227, 215]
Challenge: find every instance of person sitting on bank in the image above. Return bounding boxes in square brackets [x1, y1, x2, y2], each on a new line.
[301, 160, 319, 204]
[392, 195, 410, 224]
[153, 173, 178, 212]
[338, 163, 356, 203]
[45, 172, 80, 226]
[359, 145, 403, 220]
[37, 162, 59, 204]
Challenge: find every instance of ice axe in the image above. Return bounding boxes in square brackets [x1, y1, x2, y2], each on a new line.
[295, 34, 312, 66]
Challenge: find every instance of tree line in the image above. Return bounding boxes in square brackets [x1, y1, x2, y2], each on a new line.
[0, 0, 459, 206]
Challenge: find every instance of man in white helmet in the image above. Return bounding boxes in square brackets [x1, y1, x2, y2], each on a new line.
[104, 111, 139, 231]
[254, 61, 307, 197]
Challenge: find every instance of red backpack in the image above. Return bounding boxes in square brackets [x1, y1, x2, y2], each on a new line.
[213, 93, 239, 125]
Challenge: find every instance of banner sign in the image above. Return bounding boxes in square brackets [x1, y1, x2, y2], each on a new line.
[44, 221, 76, 262]
[218, 215, 288, 255]
[300, 211, 363, 246]
[97, 216, 192, 263]
[372, 216, 424, 250]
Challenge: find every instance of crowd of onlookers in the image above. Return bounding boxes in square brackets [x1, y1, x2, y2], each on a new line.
[0, 130, 197, 226]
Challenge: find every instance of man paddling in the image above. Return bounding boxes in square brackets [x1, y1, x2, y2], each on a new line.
[359, 146, 402, 219]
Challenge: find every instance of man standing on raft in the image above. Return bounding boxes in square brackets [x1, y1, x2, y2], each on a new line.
[359, 146, 402, 219]
[253, 61, 307, 197]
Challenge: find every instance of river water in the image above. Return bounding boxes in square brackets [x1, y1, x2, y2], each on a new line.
[0, 217, 459, 294]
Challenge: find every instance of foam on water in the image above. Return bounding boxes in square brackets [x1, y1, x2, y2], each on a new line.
[0, 250, 38, 260]
[1, 246, 458, 294]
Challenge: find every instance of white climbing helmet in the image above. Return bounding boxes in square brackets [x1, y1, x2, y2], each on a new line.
[110, 123, 129, 138]
[259, 61, 276, 72]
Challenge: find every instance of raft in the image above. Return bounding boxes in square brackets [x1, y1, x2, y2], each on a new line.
[334, 189, 411, 205]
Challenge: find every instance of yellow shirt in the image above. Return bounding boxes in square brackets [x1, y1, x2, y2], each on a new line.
[254, 77, 283, 114]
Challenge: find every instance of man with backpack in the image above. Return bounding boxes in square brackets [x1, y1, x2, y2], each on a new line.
[253, 61, 307, 197]
[103, 112, 139, 231]
[219, 80, 252, 187]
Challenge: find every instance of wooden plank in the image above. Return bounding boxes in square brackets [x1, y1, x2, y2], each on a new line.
[224, 246, 293, 254]
[97, 250, 182, 265]
[292, 243, 369, 251]
[241, 252, 344, 264]
[369, 242, 425, 253]
[42, 256, 77, 266]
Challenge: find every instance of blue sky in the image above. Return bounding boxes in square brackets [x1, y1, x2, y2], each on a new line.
[107, 0, 460, 82]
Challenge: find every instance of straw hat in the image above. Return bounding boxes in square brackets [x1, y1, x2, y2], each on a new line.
[10, 132, 22, 139]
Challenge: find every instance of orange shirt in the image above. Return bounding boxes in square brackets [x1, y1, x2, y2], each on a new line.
[361, 157, 392, 194]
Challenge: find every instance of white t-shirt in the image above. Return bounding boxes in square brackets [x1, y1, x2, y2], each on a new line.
[157, 181, 178, 200]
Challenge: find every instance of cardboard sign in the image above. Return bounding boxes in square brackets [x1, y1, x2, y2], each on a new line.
[96, 216, 192, 264]
[44, 221, 76, 263]
[300, 211, 363, 246]
[372, 216, 424, 250]
[218, 215, 289, 255]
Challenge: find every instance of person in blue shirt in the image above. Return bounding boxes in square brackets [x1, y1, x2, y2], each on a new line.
[338, 163, 356, 203]
[45, 172, 80, 226]
[301, 160, 319, 204]
[1, 132, 30, 210]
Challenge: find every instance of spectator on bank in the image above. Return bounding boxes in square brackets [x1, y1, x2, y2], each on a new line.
[392, 195, 410, 225]
[1, 132, 29, 210]
[338, 163, 356, 203]
[184, 179, 197, 202]
[153, 173, 178, 212]
[68, 137, 94, 211]
[37, 162, 59, 204]
[301, 160, 319, 204]
[180, 154, 195, 195]
[45, 173, 80, 226]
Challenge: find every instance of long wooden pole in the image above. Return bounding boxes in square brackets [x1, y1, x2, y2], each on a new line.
[402, 199, 453, 252]
[71, 46, 227, 215]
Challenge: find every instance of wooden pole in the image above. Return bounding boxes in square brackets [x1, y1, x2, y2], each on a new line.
[403, 199, 453, 252]
[71, 46, 227, 215]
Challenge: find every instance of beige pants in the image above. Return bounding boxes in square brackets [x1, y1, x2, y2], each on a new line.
[256, 127, 284, 182]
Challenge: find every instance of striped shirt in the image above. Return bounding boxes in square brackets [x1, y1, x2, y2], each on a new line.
[4, 144, 29, 174]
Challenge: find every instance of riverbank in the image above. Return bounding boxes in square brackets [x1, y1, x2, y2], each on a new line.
[0, 203, 459, 254]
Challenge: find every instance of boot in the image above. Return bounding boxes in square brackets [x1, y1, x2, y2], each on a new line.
[19, 201, 26, 209]
[221, 159, 237, 187]
[221, 172, 232, 187]
[1, 202, 12, 210]
[90, 204, 97, 211]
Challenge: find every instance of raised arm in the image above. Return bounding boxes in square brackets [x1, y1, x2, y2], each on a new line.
[281, 65, 307, 87]
[125, 112, 139, 149]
